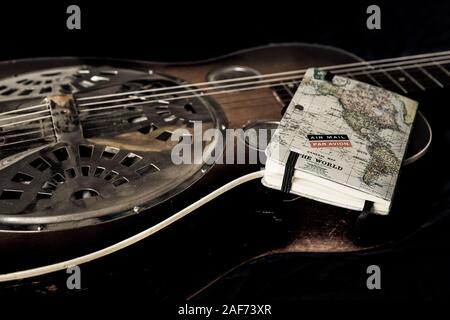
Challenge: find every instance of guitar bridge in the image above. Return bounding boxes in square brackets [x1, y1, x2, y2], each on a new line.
[46, 95, 83, 142]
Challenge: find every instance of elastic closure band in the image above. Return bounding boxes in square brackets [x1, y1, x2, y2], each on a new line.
[362, 200, 374, 213]
[281, 151, 300, 193]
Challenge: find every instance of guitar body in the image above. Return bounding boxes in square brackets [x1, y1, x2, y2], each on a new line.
[0, 43, 438, 298]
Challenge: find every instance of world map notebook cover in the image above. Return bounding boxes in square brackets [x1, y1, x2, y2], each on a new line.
[264, 68, 419, 202]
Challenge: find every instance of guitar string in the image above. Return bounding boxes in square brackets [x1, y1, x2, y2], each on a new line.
[0, 104, 48, 116]
[1, 57, 450, 129]
[0, 90, 328, 145]
[77, 54, 450, 108]
[0, 109, 51, 123]
[0, 125, 53, 139]
[80, 58, 450, 114]
[0, 76, 444, 147]
[1, 59, 448, 131]
[0, 115, 52, 128]
[76, 50, 450, 102]
[0, 133, 53, 148]
[1, 52, 449, 121]
[0, 134, 55, 147]
[0, 52, 446, 280]
[0, 62, 431, 146]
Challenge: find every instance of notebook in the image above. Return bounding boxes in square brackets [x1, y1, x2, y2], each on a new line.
[262, 68, 418, 214]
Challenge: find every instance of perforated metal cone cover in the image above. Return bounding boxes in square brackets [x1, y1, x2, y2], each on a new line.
[0, 58, 227, 231]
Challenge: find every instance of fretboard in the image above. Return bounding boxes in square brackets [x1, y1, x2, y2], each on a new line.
[349, 61, 450, 94]
[272, 58, 450, 106]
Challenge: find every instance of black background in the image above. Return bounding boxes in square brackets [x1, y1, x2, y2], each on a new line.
[1, 1, 449, 62]
[1, 0, 450, 307]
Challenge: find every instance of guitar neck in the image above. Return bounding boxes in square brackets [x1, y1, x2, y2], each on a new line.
[272, 57, 450, 108]
[2, 51, 450, 152]
[350, 61, 450, 95]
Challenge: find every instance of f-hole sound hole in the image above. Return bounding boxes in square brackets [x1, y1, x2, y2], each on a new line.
[94, 167, 105, 177]
[79, 145, 94, 158]
[136, 164, 159, 175]
[0, 190, 23, 200]
[72, 189, 99, 200]
[52, 173, 65, 184]
[53, 147, 69, 162]
[101, 146, 119, 160]
[12, 172, 34, 185]
[156, 131, 172, 141]
[112, 177, 129, 187]
[121, 153, 142, 167]
[29, 157, 50, 171]
[104, 171, 118, 181]
[81, 166, 90, 176]
[36, 192, 52, 200]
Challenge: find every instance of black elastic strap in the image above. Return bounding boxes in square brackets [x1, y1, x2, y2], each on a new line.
[362, 200, 374, 214]
[352, 200, 375, 244]
[281, 151, 300, 193]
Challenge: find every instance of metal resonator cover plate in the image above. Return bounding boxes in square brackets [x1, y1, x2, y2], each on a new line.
[0, 58, 227, 231]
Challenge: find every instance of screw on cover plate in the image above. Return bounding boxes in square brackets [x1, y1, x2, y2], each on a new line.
[133, 206, 140, 213]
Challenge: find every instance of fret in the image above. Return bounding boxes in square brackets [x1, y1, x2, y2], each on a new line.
[282, 81, 296, 97]
[398, 67, 436, 90]
[416, 64, 444, 88]
[364, 69, 404, 93]
[391, 65, 448, 91]
[433, 61, 450, 78]
[428, 61, 450, 87]
[272, 54, 450, 102]
[364, 72, 384, 87]
[345, 57, 450, 93]
[276, 92, 292, 102]
[381, 68, 422, 93]
[396, 66, 426, 91]
[352, 71, 384, 88]
[380, 70, 408, 94]
[271, 84, 293, 106]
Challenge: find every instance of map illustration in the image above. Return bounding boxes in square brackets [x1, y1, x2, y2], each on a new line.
[267, 68, 418, 201]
